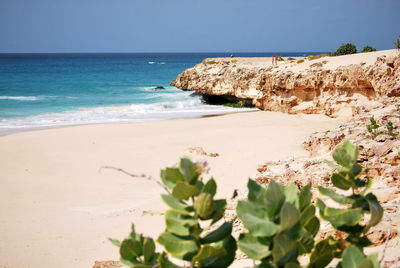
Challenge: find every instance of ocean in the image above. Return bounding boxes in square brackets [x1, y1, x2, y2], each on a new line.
[0, 52, 318, 134]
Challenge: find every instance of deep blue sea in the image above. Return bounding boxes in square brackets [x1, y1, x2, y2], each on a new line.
[0, 52, 320, 133]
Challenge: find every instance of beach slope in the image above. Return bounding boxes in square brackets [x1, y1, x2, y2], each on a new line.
[0, 111, 343, 268]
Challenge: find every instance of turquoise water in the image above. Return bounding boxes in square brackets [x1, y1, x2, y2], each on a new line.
[0, 52, 319, 133]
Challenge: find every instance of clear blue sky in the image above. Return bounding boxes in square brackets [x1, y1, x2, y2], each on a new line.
[0, 0, 399, 53]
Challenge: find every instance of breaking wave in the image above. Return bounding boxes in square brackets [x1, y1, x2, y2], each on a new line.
[0, 94, 256, 134]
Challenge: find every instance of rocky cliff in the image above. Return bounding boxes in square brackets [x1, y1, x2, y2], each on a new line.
[172, 50, 400, 116]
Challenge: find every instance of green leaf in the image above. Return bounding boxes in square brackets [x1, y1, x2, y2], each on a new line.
[257, 261, 276, 268]
[342, 245, 365, 268]
[192, 245, 226, 262]
[308, 237, 338, 268]
[238, 233, 271, 260]
[161, 168, 185, 189]
[304, 217, 320, 237]
[300, 204, 320, 237]
[318, 199, 363, 228]
[161, 194, 189, 213]
[211, 199, 227, 223]
[332, 141, 359, 169]
[165, 210, 197, 236]
[324, 207, 363, 227]
[196, 180, 204, 192]
[279, 202, 300, 232]
[284, 184, 299, 208]
[358, 259, 375, 268]
[331, 173, 352, 190]
[237, 200, 279, 237]
[158, 252, 182, 268]
[346, 236, 372, 247]
[299, 184, 312, 211]
[300, 205, 315, 224]
[201, 236, 237, 268]
[202, 222, 232, 244]
[362, 254, 380, 268]
[318, 186, 354, 204]
[194, 192, 214, 219]
[157, 232, 199, 260]
[354, 178, 368, 188]
[338, 224, 365, 234]
[172, 181, 200, 200]
[143, 238, 156, 264]
[272, 233, 297, 265]
[203, 178, 217, 196]
[247, 179, 266, 202]
[364, 193, 383, 232]
[297, 229, 314, 255]
[351, 164, 362, 176]
[264, 180, 285, 218]
[108, 238, 121, 247]
[179, 158, 199, 184]
[285, 263, 301, 268]
[120, 239, 141, 264]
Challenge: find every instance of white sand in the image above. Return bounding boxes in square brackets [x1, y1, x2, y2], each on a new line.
[0, 111, 345, 268]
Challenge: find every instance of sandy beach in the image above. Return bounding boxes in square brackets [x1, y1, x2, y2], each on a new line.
[0, 111, 345, 268]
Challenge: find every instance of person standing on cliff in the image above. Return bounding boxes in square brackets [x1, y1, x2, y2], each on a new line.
[272, 55, 277, 66]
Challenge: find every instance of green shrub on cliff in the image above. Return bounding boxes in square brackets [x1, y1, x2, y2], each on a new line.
[204, 60, 217, 65]
[395, 36, 400, 49]
[307, 54, 330, 61]
[361, 46, 377, 53]
[111, 142, 383, 267]
[297, 59, 305, 64]
[331, 43, 357, 56]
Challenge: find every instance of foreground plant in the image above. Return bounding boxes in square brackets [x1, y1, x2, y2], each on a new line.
[111, 158, 236, 268]
[316, 141, 383, 267]
[236, 180, 319, 267]
[111, 142, 384, 268]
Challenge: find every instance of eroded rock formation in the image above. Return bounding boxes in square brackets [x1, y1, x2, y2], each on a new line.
[253, 100, 400, 266]
[172, 50, 400, 116]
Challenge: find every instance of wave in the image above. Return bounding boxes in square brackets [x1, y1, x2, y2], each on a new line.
[0, 96, 40, 101]
[0, 96, 256, 133]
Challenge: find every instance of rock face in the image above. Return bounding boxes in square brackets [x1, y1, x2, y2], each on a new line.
[171, 50, 400, 115]
[253, 100, 400, 266]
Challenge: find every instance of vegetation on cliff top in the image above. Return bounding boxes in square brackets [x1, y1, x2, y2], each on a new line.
[331, 43, 380, 56]
[111, 141, 384, 267]
[331, 43, 358, 56]
[395, 36, 400, 49]
[361, 46, 377, 53]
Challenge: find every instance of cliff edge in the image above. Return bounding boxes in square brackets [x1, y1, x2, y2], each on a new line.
[172, 50, 400, 116]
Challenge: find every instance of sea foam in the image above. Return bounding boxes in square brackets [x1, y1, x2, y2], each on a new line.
[0, 96, 40, 101]
[0, 93, 256, 134]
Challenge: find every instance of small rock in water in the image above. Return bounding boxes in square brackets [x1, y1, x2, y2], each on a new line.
[152, 86, 165, 90]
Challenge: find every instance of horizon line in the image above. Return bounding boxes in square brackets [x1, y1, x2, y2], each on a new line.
[0, 51, 331, 55]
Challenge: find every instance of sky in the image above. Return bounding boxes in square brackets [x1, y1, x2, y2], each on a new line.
[0, 0, 399, 53]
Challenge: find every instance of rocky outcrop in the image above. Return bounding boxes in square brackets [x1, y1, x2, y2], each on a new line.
[253, 100, 400, 266]
[172, 50, 400, 115]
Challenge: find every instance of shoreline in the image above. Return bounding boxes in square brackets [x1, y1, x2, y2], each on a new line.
[0, 108, 258, 137]
[0, 110, 346, 268]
